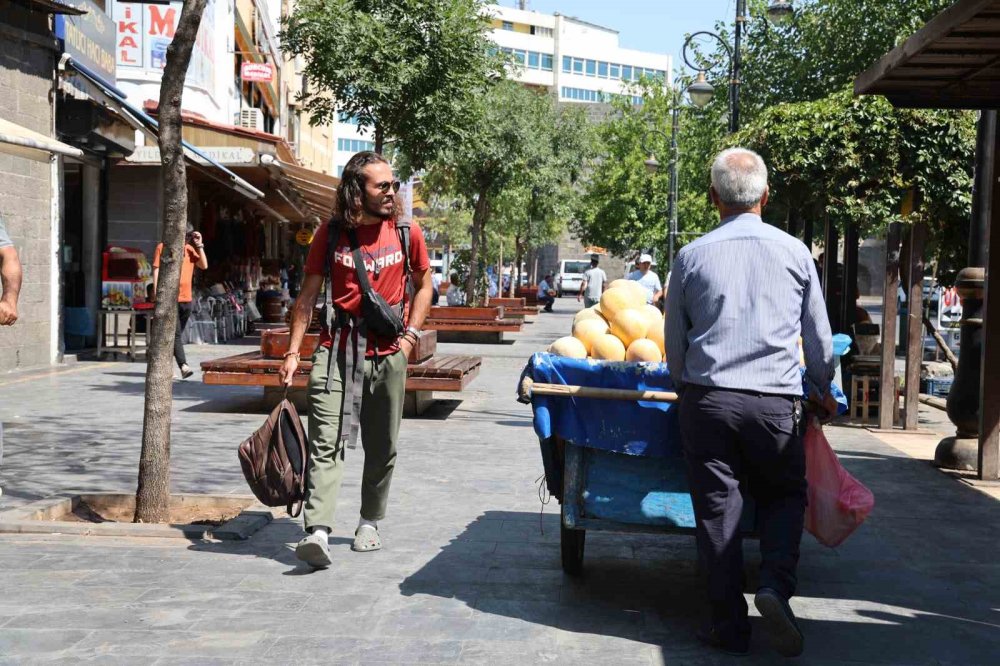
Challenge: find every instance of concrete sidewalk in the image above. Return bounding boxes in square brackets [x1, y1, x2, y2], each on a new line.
[0, 301, 998, 664]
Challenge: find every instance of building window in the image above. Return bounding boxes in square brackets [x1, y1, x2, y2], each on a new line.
[562, 55, 571, 73]
[573, 57, 584, 75]
[622, 65, 632, 81]
[531, 25, 553, 38]
[610, 63, 620, 79]
[598, 61, 608, 78]
[337, 166, 344, 177]
[513, 49, 526, 65]
[502, 21, 514, 31]
[585, 59, 596, 76]
[527, 51, 539, 69]
[337, 138, 375, 152]
[541, 53, 553, 71]
[338, 112, 359, 125]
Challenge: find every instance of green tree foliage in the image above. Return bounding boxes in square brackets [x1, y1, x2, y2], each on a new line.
[280, 0, 502, 171]
[424, 81, 588, 303]
[740, 0, 956, 115]
[733, 89, 975, 269]
[574, 81, 722, 260]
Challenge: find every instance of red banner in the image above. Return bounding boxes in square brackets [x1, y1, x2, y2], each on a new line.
[241, 61, 274, 83]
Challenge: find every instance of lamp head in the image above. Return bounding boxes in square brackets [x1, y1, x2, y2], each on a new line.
[687, 71, 714, 109]
[644, 155, 660, 174]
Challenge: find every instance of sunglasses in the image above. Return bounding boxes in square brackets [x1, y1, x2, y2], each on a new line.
[374, 180, 401, 194]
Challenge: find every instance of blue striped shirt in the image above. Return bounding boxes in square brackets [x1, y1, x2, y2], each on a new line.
[665, 213, 834, 397]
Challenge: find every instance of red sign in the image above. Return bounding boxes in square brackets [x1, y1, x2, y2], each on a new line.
[241, 61, 274, 83]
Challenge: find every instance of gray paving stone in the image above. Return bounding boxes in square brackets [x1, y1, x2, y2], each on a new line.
[1, 304, 999, 662]
[0, 628, 91, 657]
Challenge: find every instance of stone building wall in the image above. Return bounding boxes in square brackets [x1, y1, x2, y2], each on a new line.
[0, 7, 57, 371]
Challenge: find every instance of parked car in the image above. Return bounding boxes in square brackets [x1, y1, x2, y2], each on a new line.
[555, 259, 591, 297]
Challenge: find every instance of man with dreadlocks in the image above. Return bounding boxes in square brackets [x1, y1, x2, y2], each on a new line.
[280, 151, 433, 568]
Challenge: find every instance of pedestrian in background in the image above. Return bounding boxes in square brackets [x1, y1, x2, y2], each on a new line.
[153, 228, 208, 380]
[0, 215, 23, 496]
[628, 253, 662, 304]
[666, 148, 839, 657]
[578, 255, 607, 308]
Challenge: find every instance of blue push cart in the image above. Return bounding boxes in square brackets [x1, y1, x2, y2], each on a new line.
[520, 353, 755, 575]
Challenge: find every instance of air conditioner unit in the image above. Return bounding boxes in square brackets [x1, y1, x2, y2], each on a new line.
[239, 108, 265, 131]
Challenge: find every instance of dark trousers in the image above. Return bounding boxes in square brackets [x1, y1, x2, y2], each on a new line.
[538, 294, 554, 310]
[678, 384, 806, 637]
[174, 302, 193, 369]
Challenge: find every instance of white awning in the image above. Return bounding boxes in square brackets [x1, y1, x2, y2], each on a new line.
[0, 117, 84, 162]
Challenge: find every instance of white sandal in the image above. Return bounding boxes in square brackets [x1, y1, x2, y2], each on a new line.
[352, 525, 382, 552]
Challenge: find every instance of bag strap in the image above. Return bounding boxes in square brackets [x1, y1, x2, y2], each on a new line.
[346, 227, 376, 295]
[395, 218, 411, 277]
[323, 217, 342, 334]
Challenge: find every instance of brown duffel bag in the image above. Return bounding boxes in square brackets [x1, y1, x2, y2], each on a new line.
[237, 397, 308, 517]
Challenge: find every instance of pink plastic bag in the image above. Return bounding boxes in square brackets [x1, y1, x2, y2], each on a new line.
[804, 419, 875, 547]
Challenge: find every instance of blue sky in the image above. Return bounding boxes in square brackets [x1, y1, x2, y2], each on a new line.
[513, 0, 736, 66]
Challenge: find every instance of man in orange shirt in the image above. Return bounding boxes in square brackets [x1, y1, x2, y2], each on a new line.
[153, 229, 208, 379]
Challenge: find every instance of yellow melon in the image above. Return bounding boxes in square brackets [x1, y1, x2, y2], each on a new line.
[626, 338, 663, 363]
[641, 304, 664, 333]
[592, 302, 608, 322]
[573, 307, 602, 328]
[646, 322, 666, 357]
[548, 336, 588, 359]
[572, 318, 610, 355]
[610, 279, 649, 303]
[599, 287, 643, 320]
[591, 334, 627, 361]
[609, 308, 649, 347]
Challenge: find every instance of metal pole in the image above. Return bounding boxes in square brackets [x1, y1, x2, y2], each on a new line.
[667, 103, 679, 269]
[731, 0, 746, 133]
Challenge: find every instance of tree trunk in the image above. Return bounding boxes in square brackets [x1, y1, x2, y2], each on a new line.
[374, 124, 384, 154]
[135, 0, 208, 524]
[510, 234, 523, 298]
[466, 191, 489, 305]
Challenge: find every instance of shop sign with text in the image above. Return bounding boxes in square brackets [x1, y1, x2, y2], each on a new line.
[114, 0, 216, 93]
[126, 146, 257, 165]
[241, 62, 274, 83]
[55, 0, 117, 85]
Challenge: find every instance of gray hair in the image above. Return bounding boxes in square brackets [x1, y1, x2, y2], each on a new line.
[710, 148, 769, 209]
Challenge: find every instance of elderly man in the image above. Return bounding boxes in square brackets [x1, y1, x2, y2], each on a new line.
[536, 273, 556, 312]
[666, 148, 837, 657]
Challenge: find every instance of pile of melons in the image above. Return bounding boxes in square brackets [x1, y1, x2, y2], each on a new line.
[548, 280, 666, 363]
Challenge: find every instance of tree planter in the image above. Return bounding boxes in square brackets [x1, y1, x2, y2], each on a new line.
[0, 493, 271, 540]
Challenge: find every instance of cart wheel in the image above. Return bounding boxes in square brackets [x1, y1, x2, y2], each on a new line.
[560, 509, 585, 576]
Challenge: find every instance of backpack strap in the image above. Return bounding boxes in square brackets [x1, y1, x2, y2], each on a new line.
[395, 218, 411, 277]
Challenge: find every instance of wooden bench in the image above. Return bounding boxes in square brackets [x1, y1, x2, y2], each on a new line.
[423, 306, 523, 343]
[516, 287, 542, 306]
[200, 328, 481, 416]
[487, 297, 539, 320]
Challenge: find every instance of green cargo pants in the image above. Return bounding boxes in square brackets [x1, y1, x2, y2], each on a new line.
[303, 344, 407, 532]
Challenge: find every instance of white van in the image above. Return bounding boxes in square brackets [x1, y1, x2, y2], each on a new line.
[555, 259, 591, 297]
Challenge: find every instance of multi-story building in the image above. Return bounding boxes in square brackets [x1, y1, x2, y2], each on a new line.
[487, 5, 672, 283]
[487, 5, 671, 109]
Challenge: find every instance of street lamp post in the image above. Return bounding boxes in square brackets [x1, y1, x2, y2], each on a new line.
[684, 0, 795, 133]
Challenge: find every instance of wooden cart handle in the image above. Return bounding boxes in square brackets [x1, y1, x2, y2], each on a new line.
[523, 378, 678, 403]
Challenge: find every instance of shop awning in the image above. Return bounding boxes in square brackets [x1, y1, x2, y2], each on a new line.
[63, 57, 264, 200]
[854, 0, 1000, 108]
[22, 0, 86, 14]
[0, 117, 84, 162]
[259, 155, 338, 223]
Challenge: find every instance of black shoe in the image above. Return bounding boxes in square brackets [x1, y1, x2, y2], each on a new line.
[755, 588, 804, 657]
[696, 626, 750, 656]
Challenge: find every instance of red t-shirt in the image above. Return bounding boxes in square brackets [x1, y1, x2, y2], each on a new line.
[304, 219, 430, 356]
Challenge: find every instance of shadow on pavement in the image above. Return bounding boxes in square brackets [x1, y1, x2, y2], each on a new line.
[395, 442, 1000, 663]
